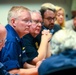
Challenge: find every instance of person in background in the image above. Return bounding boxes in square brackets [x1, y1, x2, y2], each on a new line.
[38, 29, 76, 75]
[65, 14, 69, 21]
[40, 3, 61, 35]
[65, 15, 76, 30]
[65, 19, 73, 30]
[36, 3, 61, 47]
[0, 24, 18, 75]
[72, 15, 76, 31]
[55, 6, 65, 29]
[21, 10, 52, 65]
[1, 6, 40, 75]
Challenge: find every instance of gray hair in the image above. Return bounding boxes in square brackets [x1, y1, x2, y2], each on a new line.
[51, 29, 76, 54]
[65, 19, 74, 30]
[7, 6, 30, 23]
[30, 10, 41, 15]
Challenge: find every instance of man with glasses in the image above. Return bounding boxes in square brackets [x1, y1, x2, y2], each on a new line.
[38, 29, 76, 75]
[1, 6, 39, 75]
[40, 3, 61, 34]
[35, 3, 61, 52]
[21, 10, 52, 65]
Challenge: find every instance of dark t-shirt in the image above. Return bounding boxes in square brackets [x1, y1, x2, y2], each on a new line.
[21, 34, 40, 62]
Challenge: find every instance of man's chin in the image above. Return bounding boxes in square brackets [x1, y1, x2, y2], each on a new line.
[35, 32, 39, 35]
[25, 31, 29, 35]
[49, 26, 54, 29]
[0, 48, 2, 51]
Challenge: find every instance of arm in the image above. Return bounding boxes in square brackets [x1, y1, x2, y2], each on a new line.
[23, 62, 35, 69]
[1, 42, 38, 75]
[46, 42, 51, 58]
[32, 30, 52, 64]
[0, 62, 14, 75]
[8, 68, 38, 75]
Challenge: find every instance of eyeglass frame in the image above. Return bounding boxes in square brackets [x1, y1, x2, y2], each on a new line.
[15, 18, 32, 24]
[44, 17, 56, 21]
[32, 20, 42, 24]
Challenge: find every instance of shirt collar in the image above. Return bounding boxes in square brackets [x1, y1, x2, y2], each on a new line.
[43, 26, 54, 34]
[6, 24, 21, 42]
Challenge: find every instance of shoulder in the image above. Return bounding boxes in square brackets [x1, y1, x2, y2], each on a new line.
[65, 19, 74, 30]
[22, 34, 33, 42]
[54, 24, 61, 29]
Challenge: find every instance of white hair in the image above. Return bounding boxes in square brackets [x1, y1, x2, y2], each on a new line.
[7, 6, 29, 23]
[51, 29, 76, 54]
[65, 19, 74, 30]
[30, 10, 41, 15]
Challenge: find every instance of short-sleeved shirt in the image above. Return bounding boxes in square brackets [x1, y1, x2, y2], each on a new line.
[1, 24, 28, 71]
[21, 34, 40, 62]
[38, 49, 76, 75]
[0, 62, 19, 75]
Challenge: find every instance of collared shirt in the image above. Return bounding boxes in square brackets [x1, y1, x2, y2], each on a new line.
[42, 26, 55, 34]
[0, 62, 19, 75]
[1, 24, 28, 71]
[42, 24, 61, 35]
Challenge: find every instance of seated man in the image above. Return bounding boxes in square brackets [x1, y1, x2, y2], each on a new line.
[36, 3, 61, 46]
[38, 29, 76, 75]
[1, 6, 40, 75]
[40, 3, 61, 34]
[72, 15, 76, 31]
[65, 15, 76, 31]
[21, 10, 52, 65]
[0, 24, 18, 75]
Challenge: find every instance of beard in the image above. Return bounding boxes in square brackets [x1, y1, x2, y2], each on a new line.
[48, 24, 54, 29]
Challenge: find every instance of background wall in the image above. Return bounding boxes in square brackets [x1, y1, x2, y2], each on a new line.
[0, 0, 73, 25]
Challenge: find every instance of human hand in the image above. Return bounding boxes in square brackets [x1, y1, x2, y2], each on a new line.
[36, 59, 45, 68]
[42, 29, 50, 35]
[41, 30, 52, 42]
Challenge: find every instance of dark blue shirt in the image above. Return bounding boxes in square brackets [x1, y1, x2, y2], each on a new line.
[38, 49, 76, 75]
[0, 62, 19, 75]
[1, 24, 28, 71]
[21, 34, 39, 63]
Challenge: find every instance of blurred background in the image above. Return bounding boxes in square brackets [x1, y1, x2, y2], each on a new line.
[0, 0, 76, 25]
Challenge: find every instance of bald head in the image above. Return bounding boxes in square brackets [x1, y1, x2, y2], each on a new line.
[0, 24, 7, 51]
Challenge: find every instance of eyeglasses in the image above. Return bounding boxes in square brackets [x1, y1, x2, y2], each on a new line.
[22, 20, 32, 24]
[44, 17, 56, 21]
[32, 20, 42, 24]
[15, 18, 32, 24]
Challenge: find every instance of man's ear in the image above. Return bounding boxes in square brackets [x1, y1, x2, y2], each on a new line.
[11, 18, 16, 27]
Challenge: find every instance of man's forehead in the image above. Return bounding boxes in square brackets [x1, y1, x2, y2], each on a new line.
[19, 10, 30, 16]
[19, 12, 31, 19]
[45, 9, 55, 14]
[44, 10, 55, 17]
